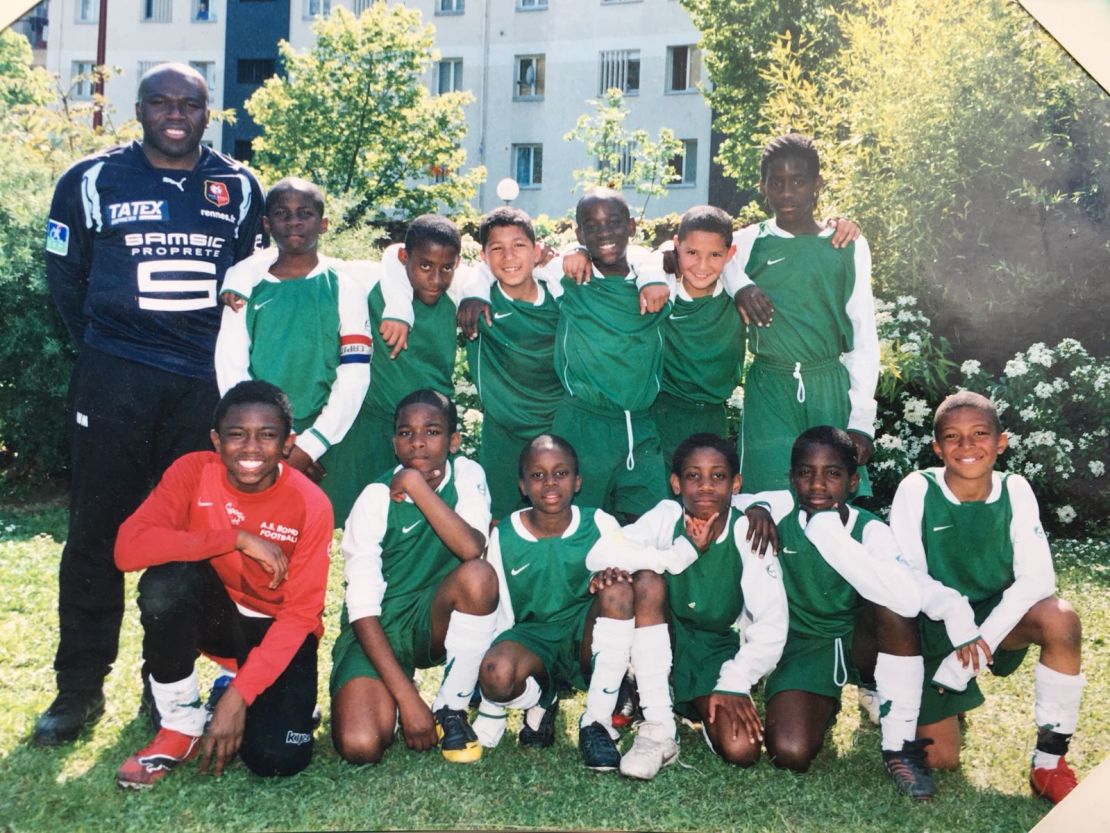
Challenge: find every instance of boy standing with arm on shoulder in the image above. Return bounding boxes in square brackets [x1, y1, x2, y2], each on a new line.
[215, 178, 371, 522]
[889, 391, 1085, 803]
[725, 134, 878, 495]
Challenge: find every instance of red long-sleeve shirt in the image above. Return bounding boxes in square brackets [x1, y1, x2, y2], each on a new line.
[115, 451, 332, 705]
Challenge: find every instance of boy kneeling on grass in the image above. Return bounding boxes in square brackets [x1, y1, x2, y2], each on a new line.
[113, 380, 332, 788]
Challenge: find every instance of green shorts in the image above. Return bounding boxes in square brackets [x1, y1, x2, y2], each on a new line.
[651, 392, 729, 476]
[322, 404, 395, 525]
[740, 356, 871, 497]
[329, 584, 442, 697]
[551, 397, 668, 517]
[918, 646, 1028, 726]
[479, 415, 539, 522]
[763, 630, 861, 706]
[671, 617, 741, 718]
[492, 606, 592, 706]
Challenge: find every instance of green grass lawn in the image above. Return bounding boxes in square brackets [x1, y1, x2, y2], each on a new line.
[1, 504, 1106, 833]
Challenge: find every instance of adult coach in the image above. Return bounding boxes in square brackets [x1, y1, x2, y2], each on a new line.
[35, 63, 264, 745]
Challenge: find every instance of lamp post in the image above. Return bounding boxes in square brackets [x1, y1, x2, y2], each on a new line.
[495, 177, 520, 205]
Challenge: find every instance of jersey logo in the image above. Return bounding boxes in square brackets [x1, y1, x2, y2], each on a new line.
[767, 257, 786, 266]
[687, 601, 697, 608]
[197, 500, 213, 507]
[205, 180, 231, 207]
[107, 200, 167, 226]
[765, 561, 780, 579]
[163, 176, 187, 192]
[932, 524, 953, 532]
[253, 299, 274, 311]
[402, 520, 422, 534]
[45, 219, 70, 256]
[493, 311, 513, 320]
[510, 563, 531, 576]
[781, 547, 798, 554]
[669, 313, 692, 321]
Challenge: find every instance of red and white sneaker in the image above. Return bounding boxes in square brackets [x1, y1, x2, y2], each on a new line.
[117, 728, 200, 789]
[1030, 757, 1079, 804]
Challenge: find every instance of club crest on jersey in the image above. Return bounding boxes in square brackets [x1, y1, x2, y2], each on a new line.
[205, 180, 231, 208]
[45, 219, 70, 256]
[107, 200, 167, 226]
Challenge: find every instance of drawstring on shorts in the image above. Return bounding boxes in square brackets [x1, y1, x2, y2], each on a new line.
[792, 361, 806, 404]
[832, 637, 848, 688]
[624, 410, 635, 470]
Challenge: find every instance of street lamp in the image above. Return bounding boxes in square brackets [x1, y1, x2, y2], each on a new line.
[495, 177, 520, 204]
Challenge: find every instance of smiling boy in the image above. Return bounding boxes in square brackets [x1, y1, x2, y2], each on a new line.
[113, 380, 331, 788]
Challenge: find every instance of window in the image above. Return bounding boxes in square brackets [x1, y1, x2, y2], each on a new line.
[437, 0, 464, 14]
[304, 0, 330, 17]
[669, 139, 698, 185]
[514, 55, 545, 100]
[76, 0, 98, 23]
[517, 0, 547, 9]
[237, 59, 276, 84]
[598, 141, 635, 178]
[71, 61, 95, 100]
[351, 0, 373, 11]
[513, 144, 543, 188]
[193, 0, 216, 21]
[190, 61, 217, 92]
[141, 0, 172, 22]
[666, 45, 701, 93]
[599, 49, 639, 95]
[437, 59, 463, 94]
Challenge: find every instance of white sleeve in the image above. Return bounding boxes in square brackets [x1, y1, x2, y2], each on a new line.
[214, 301, 252, 396]
[220, 247, 275, 301]
[627, 244, 668, 290]
[532, 258, 564, 291]
[450, 260, 493, 304]
[294, 270, 372, 461]
[342, 483, 391, 621]
[343, 258, 382, 296]
[842, 236, 879, 437]
[378, 243, 415, 327]
[584, 508, 698, 576]
[802, 511, 921, 618]
[721, 225, 758, 297]
[713, 517, 789, 693]
[452, 457, 492, 543]
[732, 490, 796, 524]
[485, 527, 516, 637]
[976, 476, 1056, 648]
[888, 473, 980, 647]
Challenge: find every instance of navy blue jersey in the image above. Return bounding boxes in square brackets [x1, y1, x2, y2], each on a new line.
[45, 141, 264, 379]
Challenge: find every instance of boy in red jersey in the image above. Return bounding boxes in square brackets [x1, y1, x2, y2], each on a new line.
[113, 380, 332, 788]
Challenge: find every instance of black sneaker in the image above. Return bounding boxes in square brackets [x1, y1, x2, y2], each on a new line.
[882, 738, 937, 800]
[434, 706, 482, 763]
[518, 700, 558, 749]
[32, 689, 105, 746]
[579, 721, 620, 771]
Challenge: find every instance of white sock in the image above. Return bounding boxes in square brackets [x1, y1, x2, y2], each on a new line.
[631, 624, 676, 739]
[150, 670, 205, 737]
[1032, 663, 1085, 768]
[432, 610, 498, 712]
[580, 616, 635, 738]
[471, 699, 508, 749]
[875, 653, 924, 752]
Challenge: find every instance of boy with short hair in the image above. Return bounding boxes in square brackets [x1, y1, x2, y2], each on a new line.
[651, 205, 745, 467]
[113, 380, 332, 788]
[215, 177, 371, 522]
[889, 391, 1085, 803]
[466, 207, 564, 519]
[725, 133, 879, 495]
[548, 188, 673, 520]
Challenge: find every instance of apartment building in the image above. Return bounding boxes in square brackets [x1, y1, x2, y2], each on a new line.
[39, 0, 716, 217]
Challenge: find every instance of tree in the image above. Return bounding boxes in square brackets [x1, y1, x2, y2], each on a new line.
[246, 5, 484, 224]
[563, 88, 683, 219]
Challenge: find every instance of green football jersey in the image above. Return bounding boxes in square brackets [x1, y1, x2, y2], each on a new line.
[466, 282, 563, 435]
[366, 281, 456, 416]
[245, 269, 342, 424]
[554, 273, 669, 413]
[495, 507, 604, 626]
[776, 504, 875, 638]
[665, 504, 746, 634]
[662, 287, 747, 405]
[742, 222, 857, 362]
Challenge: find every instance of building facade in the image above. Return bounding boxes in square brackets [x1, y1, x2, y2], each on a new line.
[40, 0, 715, 217]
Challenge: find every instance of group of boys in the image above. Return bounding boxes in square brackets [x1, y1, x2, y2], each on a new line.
[37, 61, 1083, 808]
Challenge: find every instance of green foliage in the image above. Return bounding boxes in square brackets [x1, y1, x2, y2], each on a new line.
[751, 0, 1110, 364]
[563, 89, 683, 219]
[0, 34, 139, 479]
[245, 5, 485, 225]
